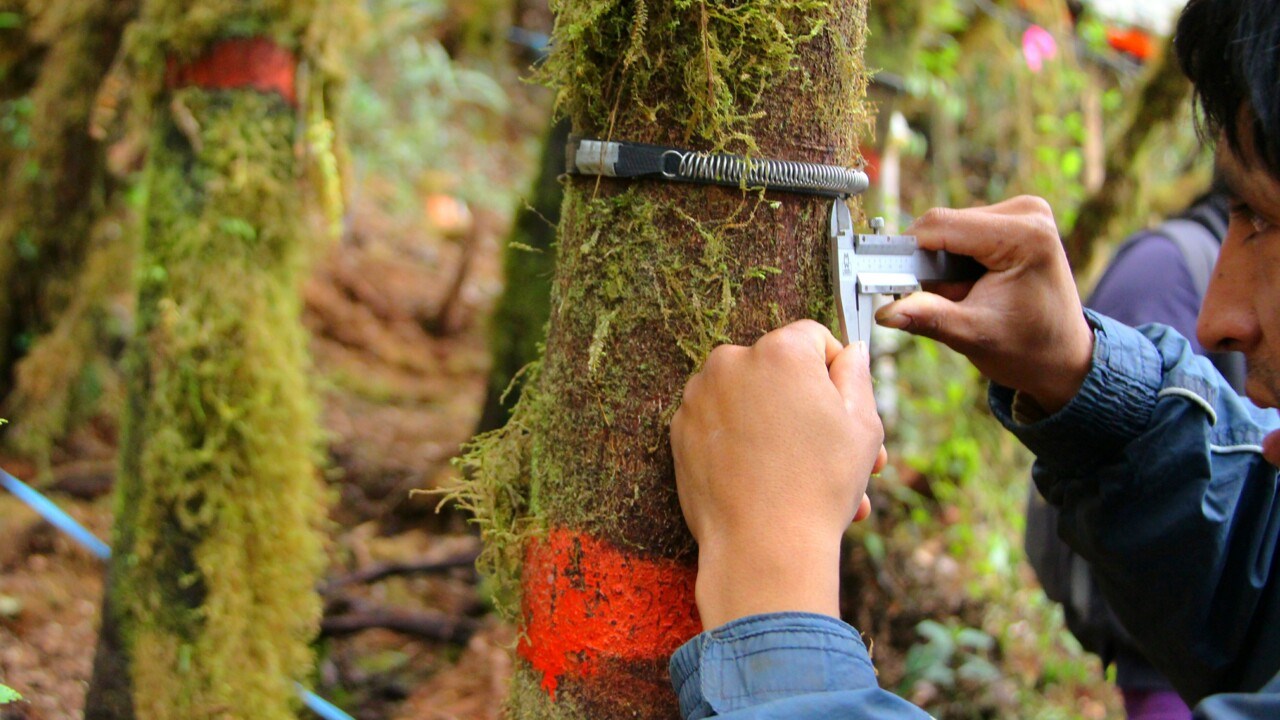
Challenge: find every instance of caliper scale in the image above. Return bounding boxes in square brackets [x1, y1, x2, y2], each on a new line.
[829, 201, 984, 347]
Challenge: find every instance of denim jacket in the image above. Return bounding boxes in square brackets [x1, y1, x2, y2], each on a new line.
[670, 311, 1280, 719]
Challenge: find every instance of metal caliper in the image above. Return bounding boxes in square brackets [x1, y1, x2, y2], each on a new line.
[829, 201, 985, 348]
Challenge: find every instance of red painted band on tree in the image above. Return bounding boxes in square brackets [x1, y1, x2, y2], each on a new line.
[518, 527, 701, 698]
[165, 37, 298, 106]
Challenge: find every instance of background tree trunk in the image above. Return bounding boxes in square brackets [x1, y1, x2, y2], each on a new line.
[475, 116, 569, 434]
[1064, 32, 1191, 272]
[0, 0, 135, 420]
[459, 1, 873, 717]
[84, 3, 353, 718]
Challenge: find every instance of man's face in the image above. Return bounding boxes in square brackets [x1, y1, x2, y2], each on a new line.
[1198, 141, 1280, 408]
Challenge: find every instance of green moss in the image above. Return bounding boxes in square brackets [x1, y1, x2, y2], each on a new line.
[452, 2, 871, 713]
[505, 666, 587, 719]
[111, 87, 329, 720]
[455, 183, 821, 614]
[540, 0, 849, 152]
[0, 0, 136, 456]
[449, 359, 547, 621]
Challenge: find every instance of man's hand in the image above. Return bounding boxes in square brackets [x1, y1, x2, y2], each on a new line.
[671, 320, 886, 630]
[875, 196, 1094, 414]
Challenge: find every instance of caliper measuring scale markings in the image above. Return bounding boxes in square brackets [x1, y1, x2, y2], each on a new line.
[829, 201, 985, 348]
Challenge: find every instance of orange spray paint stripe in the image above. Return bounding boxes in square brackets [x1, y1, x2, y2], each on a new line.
[518, 527, 702, 697]
[165, 37, 298, 106]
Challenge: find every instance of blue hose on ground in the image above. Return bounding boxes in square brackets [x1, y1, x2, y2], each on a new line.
[0, 465, 356, 720]
[0, 468, 111, 560]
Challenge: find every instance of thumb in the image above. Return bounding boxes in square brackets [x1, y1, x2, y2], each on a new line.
[828, 341, 875, 414]
[875, 292, 975, 347]
[1263, 429, 1280, 468]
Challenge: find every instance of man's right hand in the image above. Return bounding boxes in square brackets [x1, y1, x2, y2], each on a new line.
[875, 196, 1094, 414]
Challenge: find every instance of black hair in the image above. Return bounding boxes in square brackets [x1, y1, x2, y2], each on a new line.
[1175, 0, 1280, 175]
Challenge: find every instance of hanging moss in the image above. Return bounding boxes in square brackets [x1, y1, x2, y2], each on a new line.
[107, 87, 327, 720]
[84, 2, 359, 717]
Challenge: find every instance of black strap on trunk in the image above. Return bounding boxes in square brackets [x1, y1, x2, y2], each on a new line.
[565, 136, 870, 199]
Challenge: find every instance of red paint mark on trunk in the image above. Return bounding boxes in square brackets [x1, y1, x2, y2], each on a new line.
[518, 528, 701, 698]
[165, 37, 298, 106]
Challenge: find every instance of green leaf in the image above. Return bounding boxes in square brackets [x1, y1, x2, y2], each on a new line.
[0, 12, 22, 29]
[0, 684, 22, 704]
[1059, 149, 1084, 179]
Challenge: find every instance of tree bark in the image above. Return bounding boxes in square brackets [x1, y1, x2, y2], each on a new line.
[84, 4, 352, 718]
[459, 1, 873, 717]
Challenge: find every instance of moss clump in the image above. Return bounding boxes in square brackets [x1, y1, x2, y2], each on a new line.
[540, 0, 838, 153]
[108, 87, 328, 720]
[450, 358, 547, 620]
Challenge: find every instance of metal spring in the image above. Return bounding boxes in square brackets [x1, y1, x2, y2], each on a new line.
[662, 150, 869, 197]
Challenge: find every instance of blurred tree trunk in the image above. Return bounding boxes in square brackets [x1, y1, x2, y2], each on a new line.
[475, 116, 568, 434]
[458, 1, 872, 717]
[1065, 32, 1190, 272]
[0, 0, 134, 415]
[83, 3, 352, 719]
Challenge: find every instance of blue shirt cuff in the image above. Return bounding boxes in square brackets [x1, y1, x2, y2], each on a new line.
[669, 612, 879, 719]
[988, 309, 1163, 474]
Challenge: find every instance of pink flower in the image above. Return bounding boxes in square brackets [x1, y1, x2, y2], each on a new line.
[1022, 24, 1058, 73]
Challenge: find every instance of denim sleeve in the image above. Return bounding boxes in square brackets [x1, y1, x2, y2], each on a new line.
[669, 613, 932, 719]
[990, 310, 1280, 705]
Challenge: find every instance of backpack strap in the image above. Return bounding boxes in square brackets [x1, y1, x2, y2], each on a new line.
[1150, 216, 1247, 391]
[1153, 218, 1219, 300]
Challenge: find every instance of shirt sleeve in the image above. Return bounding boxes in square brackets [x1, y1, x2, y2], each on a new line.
[990, 310, 1280, 705]
[669, 613, 932, 719]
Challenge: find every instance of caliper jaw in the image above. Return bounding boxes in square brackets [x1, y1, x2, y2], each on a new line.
[829, 201, 922, 347]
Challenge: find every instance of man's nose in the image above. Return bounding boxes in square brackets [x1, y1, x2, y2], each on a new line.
[1197, 237, 1258, 354]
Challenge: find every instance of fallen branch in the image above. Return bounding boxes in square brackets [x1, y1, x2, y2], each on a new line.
[322, 545, 481, 591]
[321, 609, 479, 644]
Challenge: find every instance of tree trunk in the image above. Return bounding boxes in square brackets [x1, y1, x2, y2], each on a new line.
[84, 4, 352, 718]
[0, 0, 134, 409]
[458, 1, 872, 717]
[476, 117, 569, 434]
[1064, 32, 1190, 272]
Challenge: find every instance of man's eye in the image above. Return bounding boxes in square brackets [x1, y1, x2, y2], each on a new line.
[1230, 203, 1273, 236]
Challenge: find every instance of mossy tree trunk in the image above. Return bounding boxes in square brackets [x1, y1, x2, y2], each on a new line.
[1065, 32, 1190, 272]
[0, 0, 135, 412]
[476, 117, 569, 434]
[458, 1, 872, 717]
[84, 3, 351, 719]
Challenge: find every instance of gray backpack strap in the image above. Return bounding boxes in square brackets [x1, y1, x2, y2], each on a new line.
[1151, 218, 1247, 392]
[1154, 218, 1219, 299]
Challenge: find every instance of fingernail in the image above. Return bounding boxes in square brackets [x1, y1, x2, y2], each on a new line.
[877, 312, 908, 329]
[854, 340, 869, 362]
